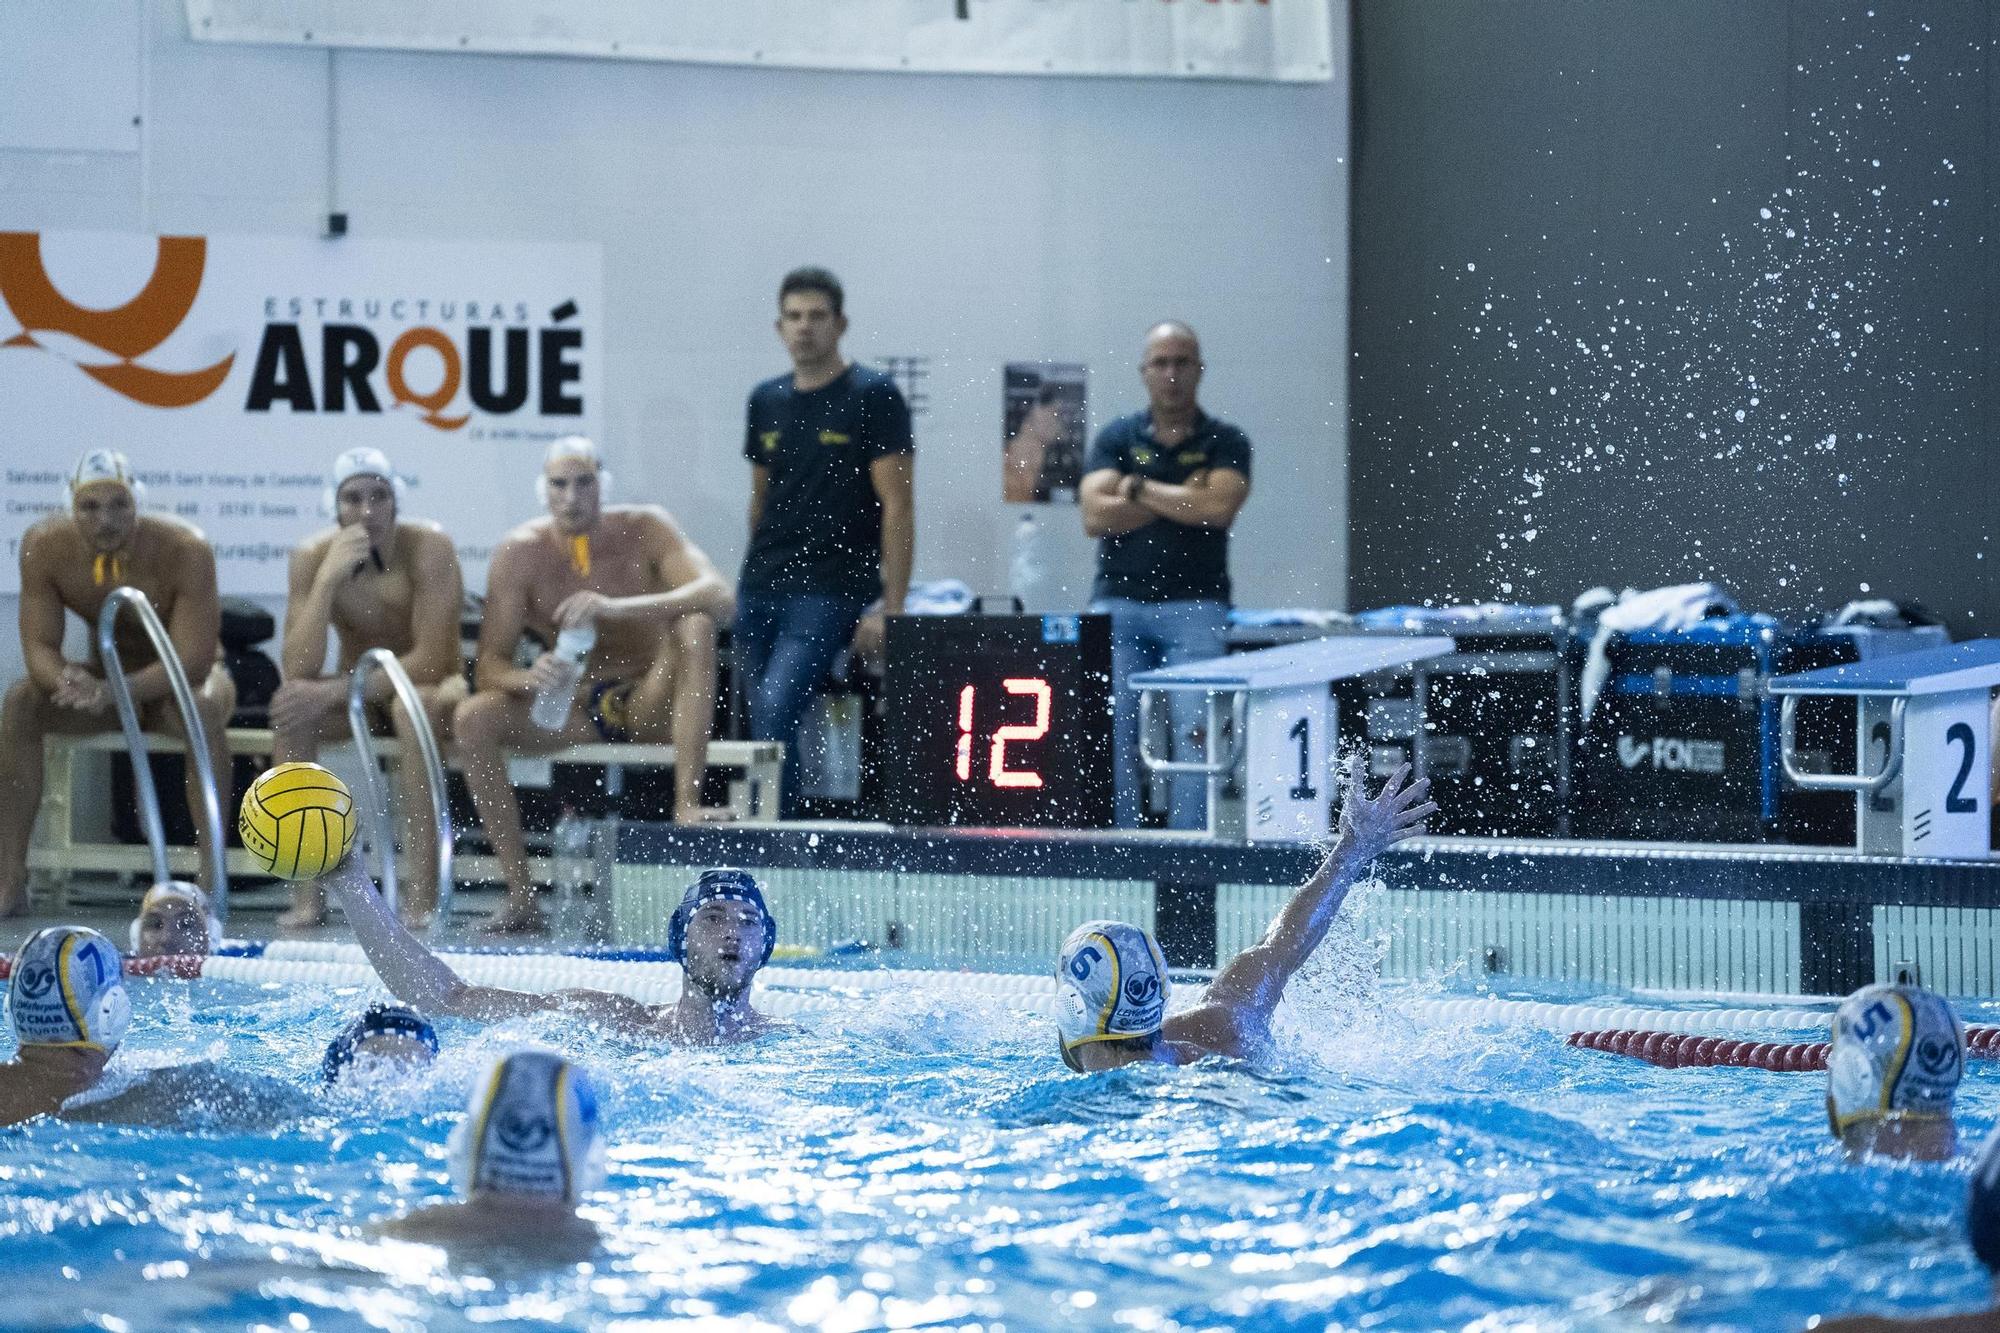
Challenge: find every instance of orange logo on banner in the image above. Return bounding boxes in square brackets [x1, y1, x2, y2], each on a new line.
[0, 232, 235, 408]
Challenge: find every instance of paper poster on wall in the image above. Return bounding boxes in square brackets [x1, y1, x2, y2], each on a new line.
[0, 230, 603, 594]
[1002, 363, 1086, 505]
[186, 0, 1335, 84]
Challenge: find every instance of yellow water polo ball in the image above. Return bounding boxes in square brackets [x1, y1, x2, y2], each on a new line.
[238, 762, 357, 881]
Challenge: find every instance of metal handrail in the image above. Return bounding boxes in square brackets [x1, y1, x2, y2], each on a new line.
[96, 586, 229, 921]
[1136, 689, 1245, 775]
[1779, 693, 1906, 793]
[346, 649, 454, 934]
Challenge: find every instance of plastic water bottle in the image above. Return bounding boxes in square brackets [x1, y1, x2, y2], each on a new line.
[530, 624, 596, 730]
[551, 806, 592, 935]
[1009, 510, 1044, 609]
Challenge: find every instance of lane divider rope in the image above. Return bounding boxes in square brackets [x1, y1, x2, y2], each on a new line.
[1571, 1025, 2000, 1070]
[7, 948, 1960, 1054]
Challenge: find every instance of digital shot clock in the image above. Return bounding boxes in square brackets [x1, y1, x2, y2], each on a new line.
[884, 613, 1114, 828]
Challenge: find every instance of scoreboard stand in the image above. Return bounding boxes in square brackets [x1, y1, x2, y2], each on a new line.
[1131, 635, 1454, 843]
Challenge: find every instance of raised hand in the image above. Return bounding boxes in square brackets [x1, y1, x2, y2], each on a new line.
[1336, 760, 1437, 861]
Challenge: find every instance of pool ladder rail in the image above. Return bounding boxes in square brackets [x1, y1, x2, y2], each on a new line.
[345, 648, 454, 936]
[98, 586, 230, 923]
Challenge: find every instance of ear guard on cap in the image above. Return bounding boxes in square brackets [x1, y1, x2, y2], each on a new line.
[447, 1049, 605, 1204]
[1825, 983, 1964, 1137]
[535, 435, 614, 506]
[666, 868, 777, 965]
[1054, 920, 1170, 1064]
[8, 926, 130, 1053]
[127, 881, 221, 956]
[320, 447, 410, 518]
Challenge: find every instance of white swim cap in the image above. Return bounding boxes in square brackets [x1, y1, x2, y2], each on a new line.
[1056, 921, 1170, 1061]
[8, 927, 130, 1052]
[323, 447, 407, 515]
[332, 446, 398, 490]
[544, 435, 602, 467]
[128, 881, 220, 956]
[67, 449, 140, 501]
[448, 1050, 604, 1204]
[537, 436, 613, 504]
[1827, 983, 1964, 1136]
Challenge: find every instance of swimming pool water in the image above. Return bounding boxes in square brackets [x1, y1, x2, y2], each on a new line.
[2, 966, 1994, 1333]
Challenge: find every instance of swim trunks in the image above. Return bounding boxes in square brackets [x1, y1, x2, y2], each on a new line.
[586, 679, 635, 742]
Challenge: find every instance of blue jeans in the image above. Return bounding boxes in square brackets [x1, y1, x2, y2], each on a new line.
[1091, 596, 1231, 830]
[735, 591, 871, 818]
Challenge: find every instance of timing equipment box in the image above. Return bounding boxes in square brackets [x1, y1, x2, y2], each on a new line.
[884, 613, 1113, 829]
[1345, 605, 1571, 837]
[1572, 615, 1944, 845]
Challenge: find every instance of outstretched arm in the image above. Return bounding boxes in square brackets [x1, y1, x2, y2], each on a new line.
[321, 857, 662, 1031]
[1202, 763, 1435, 1032]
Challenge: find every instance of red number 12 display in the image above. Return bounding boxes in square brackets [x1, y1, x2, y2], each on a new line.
[954, 678, 1052, 788]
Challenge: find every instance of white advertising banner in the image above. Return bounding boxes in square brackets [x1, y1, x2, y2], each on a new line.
[185, 0, 1334, 84]
[0, 231, 603, 594]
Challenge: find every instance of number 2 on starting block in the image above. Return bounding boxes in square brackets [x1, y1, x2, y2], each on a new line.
[1893, 692, 1991, 858]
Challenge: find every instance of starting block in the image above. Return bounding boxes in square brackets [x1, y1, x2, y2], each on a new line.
[1772, 639, 2000, 859]
[1132, 634, 1453, 842]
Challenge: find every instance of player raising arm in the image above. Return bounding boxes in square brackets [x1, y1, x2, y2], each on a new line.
[1056, 763, 1434, 1072]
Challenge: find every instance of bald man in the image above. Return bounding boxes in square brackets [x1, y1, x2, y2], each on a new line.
[0, 452, 236, 914]
[1079, 322, 1252, 831]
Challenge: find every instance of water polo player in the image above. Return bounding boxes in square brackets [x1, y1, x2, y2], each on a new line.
[322, 1002, 440, 1085]
[1056, 762, 1432, 1072]
[323, 855, 782, 1045]
[1826, 982, 1965, 1162]
[0, 927, 130, 1125]
[375, 1048, 605, 1259]
[0, 450, 236, 915]
[271, 446, 466, 932]
[130, 880, 220, 958]
[454, 435, 736, 935]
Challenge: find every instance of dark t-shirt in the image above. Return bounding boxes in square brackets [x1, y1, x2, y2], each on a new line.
[739, 364, 914, 601]
[1085, 410, 1252, 604]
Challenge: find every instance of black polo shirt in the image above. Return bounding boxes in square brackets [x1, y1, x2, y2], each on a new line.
[1085, 409, 1252, 604]
[739, 364, 913, 601]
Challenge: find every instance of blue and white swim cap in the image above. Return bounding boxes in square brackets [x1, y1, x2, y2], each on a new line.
[7, 927, 130, 1052]
[666, 868, 777, 965]
[1055, 921, 1170, 1061]
[448, 1050, 604, 1204]
[1826, 983, 1963, 1136]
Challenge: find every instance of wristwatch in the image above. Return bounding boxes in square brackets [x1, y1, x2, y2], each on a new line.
[1124, 473, 1145, 503]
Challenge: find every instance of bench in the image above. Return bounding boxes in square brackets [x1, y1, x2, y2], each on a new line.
[27, 727, 784, 889]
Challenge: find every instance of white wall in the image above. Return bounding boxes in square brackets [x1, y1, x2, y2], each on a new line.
[0, 0, 1349, 679]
